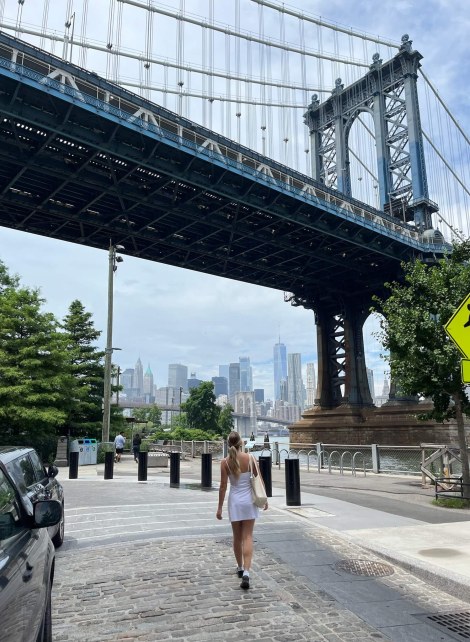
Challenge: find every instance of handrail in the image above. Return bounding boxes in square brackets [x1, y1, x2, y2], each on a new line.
[328, 450, 341, 474]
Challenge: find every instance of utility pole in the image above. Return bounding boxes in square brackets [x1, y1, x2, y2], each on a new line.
[102, 241, 124, 444]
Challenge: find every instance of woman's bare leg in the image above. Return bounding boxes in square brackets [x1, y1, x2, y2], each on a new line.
[241, 519, 255, 571]
[231, 521, 243, 568]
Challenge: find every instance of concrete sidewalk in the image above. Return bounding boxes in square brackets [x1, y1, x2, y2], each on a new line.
[69, 452, 470, 599]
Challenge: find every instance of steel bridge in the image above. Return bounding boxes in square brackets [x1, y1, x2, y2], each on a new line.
[0, 32, 448, 411]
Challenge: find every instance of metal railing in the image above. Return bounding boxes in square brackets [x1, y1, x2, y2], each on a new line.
[270, 442, 424, 476]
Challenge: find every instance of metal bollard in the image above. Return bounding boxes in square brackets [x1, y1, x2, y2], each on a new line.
[258, 455, 272, 497]
[68, 451, 79, 479]
[138, 451, 148, 482]
[104, 451, 114, 480]
[170, 451, 180, 486]
[201, 453, 212, 488]
[285, 458, 301, 506]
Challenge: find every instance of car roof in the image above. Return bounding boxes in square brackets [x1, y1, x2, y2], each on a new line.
[0, 446, 35, 465]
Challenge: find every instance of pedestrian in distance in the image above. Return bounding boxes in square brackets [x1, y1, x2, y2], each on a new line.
[132, 433, 142, 463]
[250, 431, 255, 441]
[114, 431, 126, 463]
[264, 432, 270, 447]
[216, 431, 268, 590]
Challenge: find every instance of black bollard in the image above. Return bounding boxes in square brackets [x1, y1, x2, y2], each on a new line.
[258, 455, 272, 497]
[170, 451, 180, 486]
[104, 451, 114, 480]
[69, 451, 79, 479]
[201, 453, 212, 488]
[138, 451, 148, 482]
[285, 458, 301, 506]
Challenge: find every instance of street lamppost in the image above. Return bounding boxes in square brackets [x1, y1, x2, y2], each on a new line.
[102, 241, 124, 444]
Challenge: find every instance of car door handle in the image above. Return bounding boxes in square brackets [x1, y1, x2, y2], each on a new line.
[22, 562, 34, 582]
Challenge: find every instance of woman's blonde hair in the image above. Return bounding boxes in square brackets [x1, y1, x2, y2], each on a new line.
[227, 431, 243, 476]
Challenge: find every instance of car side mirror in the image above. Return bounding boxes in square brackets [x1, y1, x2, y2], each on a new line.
[33, 500, 62, 528]
[47, 465, 59, 478]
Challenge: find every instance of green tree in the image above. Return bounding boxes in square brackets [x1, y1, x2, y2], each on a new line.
[0, 262, 72, 460]
[61, 300, 105, 439]
[218, 403, 234, 437]
[132, 404, 162, 431]
[373, 240, 470, 496]
[181, 381, 220, 434]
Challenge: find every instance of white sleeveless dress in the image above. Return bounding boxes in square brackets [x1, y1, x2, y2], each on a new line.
[227, 465, 259, 522]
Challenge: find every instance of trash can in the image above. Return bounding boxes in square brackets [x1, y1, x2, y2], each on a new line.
[83, 439, 91, 465]
[88, 439, 98, 465]
[70, 439, 86, 465]
[70, 438, 98, 465]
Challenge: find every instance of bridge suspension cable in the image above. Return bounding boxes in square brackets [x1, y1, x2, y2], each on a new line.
[117, 0, 370, 69]
[250, 0, 401, 49]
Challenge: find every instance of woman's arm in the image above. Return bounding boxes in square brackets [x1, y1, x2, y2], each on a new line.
[216, 460, 228, 520]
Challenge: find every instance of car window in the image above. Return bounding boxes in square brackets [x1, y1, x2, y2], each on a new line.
[28, 450, 47, 482]
[6, 455, 36, 494]
[0, 470, 23, 542]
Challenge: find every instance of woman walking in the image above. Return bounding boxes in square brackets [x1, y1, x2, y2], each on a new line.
[216, 431, 268, 589]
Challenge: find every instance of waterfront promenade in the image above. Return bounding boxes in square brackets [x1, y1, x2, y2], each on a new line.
[52, 454, 470, 641]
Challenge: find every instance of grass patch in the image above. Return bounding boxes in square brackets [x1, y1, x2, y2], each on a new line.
[432, 497, 470, 509]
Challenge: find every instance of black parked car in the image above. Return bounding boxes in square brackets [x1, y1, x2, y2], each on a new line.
[0, 446, 63, 642]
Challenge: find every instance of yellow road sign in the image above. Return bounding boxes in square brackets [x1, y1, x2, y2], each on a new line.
[444, 293, 470, 358]
[462, 359, 470, 384]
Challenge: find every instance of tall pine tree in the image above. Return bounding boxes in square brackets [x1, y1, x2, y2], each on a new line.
[61, 300, 106, 439]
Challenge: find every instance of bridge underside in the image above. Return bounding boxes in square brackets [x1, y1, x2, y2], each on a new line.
[0, 67, 423, 310]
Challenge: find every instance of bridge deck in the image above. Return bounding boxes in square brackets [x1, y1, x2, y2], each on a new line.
[0, 33, 446, 306]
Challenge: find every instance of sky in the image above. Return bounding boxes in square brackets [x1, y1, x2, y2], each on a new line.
[0, 0, 468, 399]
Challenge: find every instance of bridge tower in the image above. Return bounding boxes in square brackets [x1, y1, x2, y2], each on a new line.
[293, 37, 440, 442]
[304, 35, 438, 233]
[234, 392, 257, 438]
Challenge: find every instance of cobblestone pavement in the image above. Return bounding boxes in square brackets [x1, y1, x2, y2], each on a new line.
[53, 535, 389, 642]
[52, 478, 470, 641]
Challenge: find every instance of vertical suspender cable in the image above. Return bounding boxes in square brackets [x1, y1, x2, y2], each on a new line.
[225, 29, 231, 139]
[208, 0, 214, 131]
[78, 0, 89, 69]
[258, 3, 267, 156]
[106, 0, 115, 79]
[202, 18, 207, 126]
[113, 0, 123, 84]
[235, 0, 241, 144]
[40, 0, 50, 51]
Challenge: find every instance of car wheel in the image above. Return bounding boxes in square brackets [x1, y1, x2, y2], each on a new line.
[37, 583, 52, 642]
[51, 502, 64, 548]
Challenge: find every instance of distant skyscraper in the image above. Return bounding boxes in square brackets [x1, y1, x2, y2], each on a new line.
[134, 357, 144, 397]
[306, 362, 316, 408]
[121, 368, 134, 394]
[254, 389, 264, 403]
[219, 364, 229, 380]
[188, 373, 203, 390]
[168, 363, 188, 392]
[212, 376, 228, 397]
[228, 362, 240, 402]
[288, 353, 303, 409]
[273, 341, 287, 400]
[239, 356, 253, 392]
[279, 379, 288, 402]
[143, 364, 154, 396]
[375, 377, 390, 407]
[366, 367, 375, 402]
